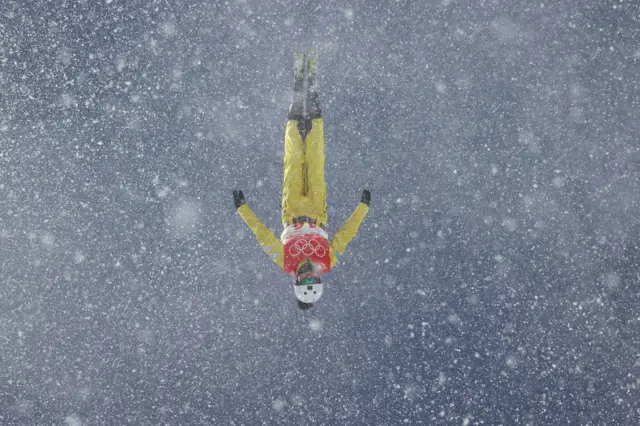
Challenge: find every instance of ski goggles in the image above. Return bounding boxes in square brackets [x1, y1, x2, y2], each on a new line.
[297, 276, 321, 286]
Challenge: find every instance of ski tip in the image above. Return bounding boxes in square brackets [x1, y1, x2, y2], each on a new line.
[292, 48, 319, 54]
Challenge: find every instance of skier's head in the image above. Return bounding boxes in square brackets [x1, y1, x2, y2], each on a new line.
[294, 260, 323, 304]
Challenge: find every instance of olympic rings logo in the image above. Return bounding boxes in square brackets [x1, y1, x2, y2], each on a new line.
[288, 239, 327, 258]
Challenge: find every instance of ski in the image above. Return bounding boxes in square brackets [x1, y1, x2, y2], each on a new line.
[306, 50, 318, 95]
[291, 50, 321, 135]
[293, 51, 305, 96]
[305, 50, 320, 119]
[289, 51, 306, 122]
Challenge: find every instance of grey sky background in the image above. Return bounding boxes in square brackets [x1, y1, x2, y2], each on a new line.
[2, 0, 640, 424]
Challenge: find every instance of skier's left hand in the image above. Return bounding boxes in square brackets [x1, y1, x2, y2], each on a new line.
[361, 189, 371, 206]
[233, 190, 246, 210]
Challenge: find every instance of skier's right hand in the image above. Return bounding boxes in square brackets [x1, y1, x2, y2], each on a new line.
[233, 189, 246, 210]
[361, 189, 371, 206]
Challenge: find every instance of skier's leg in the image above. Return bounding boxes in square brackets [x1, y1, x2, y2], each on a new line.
[282, 52, 308, 225]
[282, 120, 305, 225]
[304, 116, 327, 227]
[302, 50, 327, 226]
[302, 50, 321, 134]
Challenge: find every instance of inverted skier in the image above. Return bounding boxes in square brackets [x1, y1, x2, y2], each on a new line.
[233, 50, 370, 309]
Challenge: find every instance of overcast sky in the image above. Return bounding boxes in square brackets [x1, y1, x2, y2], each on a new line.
[2, 0, 640, 424]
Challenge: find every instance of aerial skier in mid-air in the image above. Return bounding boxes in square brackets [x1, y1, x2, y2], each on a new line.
[233, 50, 370, 309]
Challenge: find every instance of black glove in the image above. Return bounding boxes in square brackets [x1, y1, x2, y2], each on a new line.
[233, 189, 246, 210]
[361, 189, 371, 206]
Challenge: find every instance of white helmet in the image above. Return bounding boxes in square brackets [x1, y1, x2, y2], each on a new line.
[294, 279, 324, 304]
[294, 260, 324, 303]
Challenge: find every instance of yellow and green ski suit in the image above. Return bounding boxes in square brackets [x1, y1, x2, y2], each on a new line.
[237, 118, 369, 275]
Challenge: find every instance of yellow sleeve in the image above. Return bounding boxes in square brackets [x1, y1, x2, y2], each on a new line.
[329, 202, 369, 268]
[237, 204, 284, 269]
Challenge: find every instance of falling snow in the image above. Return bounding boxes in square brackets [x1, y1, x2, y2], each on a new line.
[1, 0, 639, 424]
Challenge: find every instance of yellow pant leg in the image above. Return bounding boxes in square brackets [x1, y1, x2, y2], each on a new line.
[282, 120, 308, 225]
[304, 118, 328, 226]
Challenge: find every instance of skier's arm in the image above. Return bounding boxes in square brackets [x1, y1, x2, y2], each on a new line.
[234, 191, 284, 269]
[329, 190, 370, 268]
